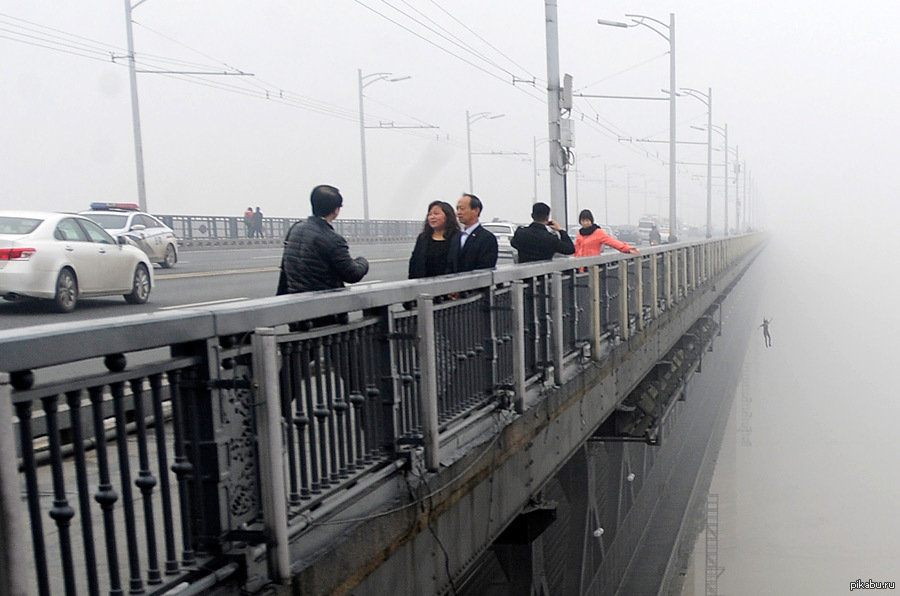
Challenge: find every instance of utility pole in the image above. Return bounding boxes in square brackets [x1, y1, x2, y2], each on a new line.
[544, 1, 567, 228]
[123, 0, 147, 212]
[668, 12, 677, 242]
[723, 124, 729, 236]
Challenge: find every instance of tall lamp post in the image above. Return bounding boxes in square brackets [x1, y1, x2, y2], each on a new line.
[681, 87, 713, 238]
[466, 111, 504, 192]
[123, 0, 148, 212]
[358, 70, 410, 222]
[598, 13, 677, 241]
[604, 163, 625, 224]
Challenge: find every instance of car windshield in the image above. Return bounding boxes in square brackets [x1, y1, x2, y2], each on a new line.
[638, 222, 654, 230]
[84, 213, 129, 229]
[0, 216, 43, 235]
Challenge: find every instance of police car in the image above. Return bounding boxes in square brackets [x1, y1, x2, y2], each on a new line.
[80, 203, 179, 268]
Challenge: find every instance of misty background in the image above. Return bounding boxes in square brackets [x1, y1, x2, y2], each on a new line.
[4, 1, 900, 590]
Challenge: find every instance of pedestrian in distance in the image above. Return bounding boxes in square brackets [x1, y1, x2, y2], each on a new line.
[243, 206, 254, 238]
[510, 202, 574, 263]
[277, 185, 369, 297]
[252, 207, 264, 238]
[760, 318, 772, 348]
[448, 193, 498, 273]
[574, 209, 640, 258]
[408, 200, 460, 278]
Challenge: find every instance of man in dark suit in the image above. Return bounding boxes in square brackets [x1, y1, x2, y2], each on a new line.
[510, 202, 574, 263]
[448, 193, 498, 272]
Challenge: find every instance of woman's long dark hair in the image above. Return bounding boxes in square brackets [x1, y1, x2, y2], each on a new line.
[420, 200, 460, 238]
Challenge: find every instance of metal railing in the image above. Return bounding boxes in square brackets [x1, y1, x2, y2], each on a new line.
[157, 215, 421, 243]
[0, 234, 763, 595]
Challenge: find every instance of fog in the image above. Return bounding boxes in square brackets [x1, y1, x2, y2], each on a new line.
[5, 0, 900, 589]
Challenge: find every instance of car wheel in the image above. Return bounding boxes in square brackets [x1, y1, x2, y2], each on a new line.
[53, 268, 78, 313]
[161, 244, 177, 269]
[124, 264, 151, 304]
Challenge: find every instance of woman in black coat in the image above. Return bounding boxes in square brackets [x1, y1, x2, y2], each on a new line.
[408, 201, 460, 278]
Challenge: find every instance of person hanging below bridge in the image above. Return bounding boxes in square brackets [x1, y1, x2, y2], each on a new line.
[760, 317, 772, 348]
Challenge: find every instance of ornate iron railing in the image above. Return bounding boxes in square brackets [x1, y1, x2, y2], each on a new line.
[0, 235, 762, 594]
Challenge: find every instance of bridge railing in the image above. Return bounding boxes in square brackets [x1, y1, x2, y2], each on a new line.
[157, 215, 421, 242]
[0, 235, 763, 595]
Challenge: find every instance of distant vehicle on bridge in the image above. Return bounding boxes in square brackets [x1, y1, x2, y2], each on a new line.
[638, 215, 660, 245]
[0, 211, 153, 312]
[614, 224, 641, 245]
[482, 220, 519, 261]
[80, 202, 179, 269]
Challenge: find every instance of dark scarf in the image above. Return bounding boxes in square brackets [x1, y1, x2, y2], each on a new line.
[579, 224, 599, 236]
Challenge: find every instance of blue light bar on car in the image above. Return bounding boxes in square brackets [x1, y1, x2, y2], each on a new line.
[90, 202, 140, 211]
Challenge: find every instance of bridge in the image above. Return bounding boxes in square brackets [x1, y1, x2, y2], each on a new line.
[0, 233, 765, 595]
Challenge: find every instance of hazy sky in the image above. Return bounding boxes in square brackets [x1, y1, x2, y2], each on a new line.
[4, 1, 900, 233]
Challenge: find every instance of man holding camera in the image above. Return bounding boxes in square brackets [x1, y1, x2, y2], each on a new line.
[511, 202, 575, 264]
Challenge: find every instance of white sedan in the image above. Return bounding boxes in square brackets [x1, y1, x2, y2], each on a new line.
[0, 211, 153, 312]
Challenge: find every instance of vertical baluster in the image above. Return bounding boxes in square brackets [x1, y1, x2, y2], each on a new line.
[435, 308, 450, 420]
[311, 337, 331, 486]
[147, 374, 179, 576]
[42, 395, 77, 596]
[348, 329, 366, 467]
[166, 371, 196, 567]
[453, 305, 466, 413]
[280, 343, 301, 505]
[332, 333, 350, 478]
[290, 343, 311, 499]
[16, 401, 51, 596]
[398, 319, 413, 436]
[302, 339, 322, 493]
[109, 381, 144, 594]
[364, 326, 382, 458]
[410, 316, 420, 435]
[129, 378, 161, 585]
[322, 335, 339, 483]
[88, 385, 123, 595]
[473, 298, 483, 405]
[65, 389, 101, 595]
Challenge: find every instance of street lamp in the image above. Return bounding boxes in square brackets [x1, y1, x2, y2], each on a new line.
[693, 122, 728, 236]
[466, 111, 504, 192]
[682, 87, 712, 238]
[358, 70, 411, 222]
[573, 153, 603, 223]
[123, 0, 149, 212]
[599, 12, 677, 242]
[604, 164, 625, 224]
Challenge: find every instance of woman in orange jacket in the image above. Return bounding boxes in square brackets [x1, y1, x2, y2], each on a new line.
[574, 209, 640, 257]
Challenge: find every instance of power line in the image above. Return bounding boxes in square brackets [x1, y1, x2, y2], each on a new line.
[429, 0, 543, 86]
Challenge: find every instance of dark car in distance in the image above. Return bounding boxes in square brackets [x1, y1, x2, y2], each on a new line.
[615, 225, 641, 245]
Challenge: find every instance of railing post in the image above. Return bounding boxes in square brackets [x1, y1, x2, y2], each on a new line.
[682, 248, 689, 295]
[416, 296, 440, 472]
[590, 266, 602, 362]
[618, 259, 629, 340]
[634, 256, 644, 332]
[665, 252, 673, 308]
[0, 373, 28, 596]
[252, 328, 290, 584]
[510, 281, 527, 413]
[550, 272, 564, 386]
[650, 254, 659, 320]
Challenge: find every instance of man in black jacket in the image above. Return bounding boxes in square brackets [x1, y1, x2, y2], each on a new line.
[448, 193, 498, 273]
[510, 202, 574, 263]
[279, 185, 369, 294]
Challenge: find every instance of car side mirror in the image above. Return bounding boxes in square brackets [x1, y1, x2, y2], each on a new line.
[118, 236, 128, 245]
[131, 224, 146, 231]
